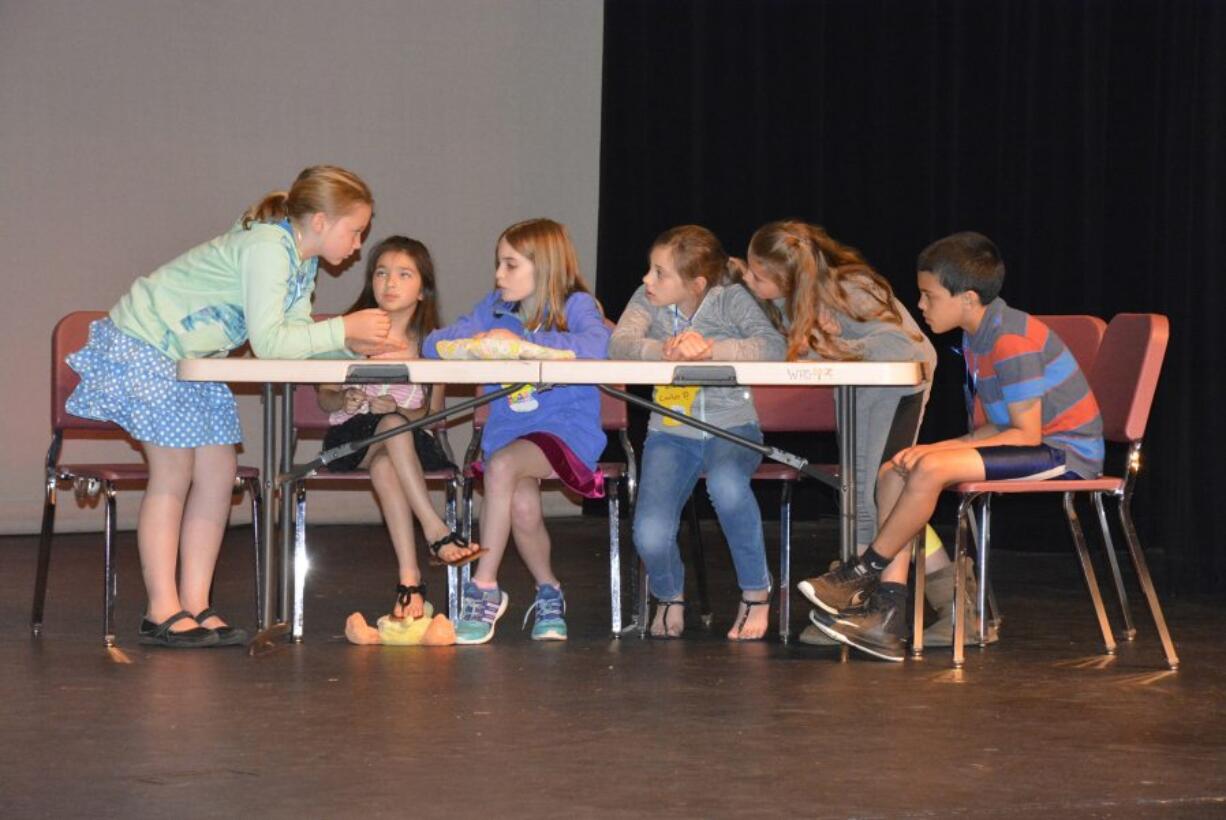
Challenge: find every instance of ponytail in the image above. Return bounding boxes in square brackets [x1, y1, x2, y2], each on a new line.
[241, 191, 291, 229]
[240, 165, 372, 230]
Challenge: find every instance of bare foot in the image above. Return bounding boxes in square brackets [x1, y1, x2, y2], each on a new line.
[393, 584, 426, 620]
[436, 539, 482, 564]
[727, 590, 770, 640]
[424, 526, 483, 564]
[650, 600, 685, 638]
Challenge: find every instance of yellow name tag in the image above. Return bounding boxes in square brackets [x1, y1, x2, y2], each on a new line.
[504, 383, 539, 413]
[653, 385, 701, 427]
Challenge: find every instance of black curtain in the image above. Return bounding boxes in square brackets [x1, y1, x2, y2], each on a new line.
[596, 0, 1225, 594]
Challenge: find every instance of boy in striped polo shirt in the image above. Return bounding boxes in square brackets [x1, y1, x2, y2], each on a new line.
[804, 231, 1103, 661]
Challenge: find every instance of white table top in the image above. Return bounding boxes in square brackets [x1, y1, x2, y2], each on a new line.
[178, 357, 922, 387]
[538, 360, 921, 386]
[177, 357, 540, 384]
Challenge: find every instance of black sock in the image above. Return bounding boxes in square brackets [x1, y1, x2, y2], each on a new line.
[877, 582, 908, 603]
[860, 547, 891, 573]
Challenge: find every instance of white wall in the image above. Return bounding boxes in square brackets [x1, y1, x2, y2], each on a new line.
[0, 0, 604, 532]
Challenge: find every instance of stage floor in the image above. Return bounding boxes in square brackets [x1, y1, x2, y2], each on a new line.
[2, 518, 1223, 818]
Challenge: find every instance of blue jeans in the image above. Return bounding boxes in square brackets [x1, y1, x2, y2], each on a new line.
[633, 424, 770, 600]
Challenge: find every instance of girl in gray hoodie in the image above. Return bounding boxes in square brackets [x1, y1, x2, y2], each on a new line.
[741, 221, 949, 645]
[610, 225, 786, 639]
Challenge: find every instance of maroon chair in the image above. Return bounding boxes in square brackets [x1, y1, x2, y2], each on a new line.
[954, 315, 1110, 642]
[461, 380, 637, 635]
[288, 379, 462, 639]
[1040, 314, 1109, 374]
[33, 311, 262, 646]
[921, 314, 1177, 670]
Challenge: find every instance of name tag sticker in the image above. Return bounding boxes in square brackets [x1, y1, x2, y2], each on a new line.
[653, 385, 701, 426]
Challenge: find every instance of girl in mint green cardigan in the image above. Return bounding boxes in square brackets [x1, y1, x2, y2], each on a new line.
[66, 165, 389, 648]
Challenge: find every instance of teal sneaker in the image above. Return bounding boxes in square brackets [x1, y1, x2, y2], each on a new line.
[523, 583, 567, 641]
[454, 581, 509, 645]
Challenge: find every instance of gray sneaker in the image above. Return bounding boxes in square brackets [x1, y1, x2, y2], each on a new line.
[797, 620, 839, 645]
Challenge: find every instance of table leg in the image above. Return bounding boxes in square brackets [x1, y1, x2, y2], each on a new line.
[259, 384, 277, 631]
[278, 383, 294, 626]
[836, 386, 857, 564]
[836, 386, 857, 663]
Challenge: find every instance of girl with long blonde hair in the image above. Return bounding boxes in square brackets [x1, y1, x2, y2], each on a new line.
[422, 218, 610, 644]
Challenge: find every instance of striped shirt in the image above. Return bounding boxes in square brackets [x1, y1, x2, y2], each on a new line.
[963, 299, 1104, 478]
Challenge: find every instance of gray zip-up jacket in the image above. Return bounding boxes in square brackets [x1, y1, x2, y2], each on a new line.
[610, 282, 787, 438]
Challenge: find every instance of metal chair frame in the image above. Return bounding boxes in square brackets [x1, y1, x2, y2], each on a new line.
[33, 310, 262, 646]
[913, 313, 1178, 670]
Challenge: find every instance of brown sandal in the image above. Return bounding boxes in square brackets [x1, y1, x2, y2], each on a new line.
[427, 531, 487, 568]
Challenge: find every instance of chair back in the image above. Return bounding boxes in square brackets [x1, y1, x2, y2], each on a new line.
[753, 385, 837, 433]
[293, 384, 334, 434]
[52, 311, 119, 433]
[1036, 314, 1107, 376]
[1089, 314, 1169, 444]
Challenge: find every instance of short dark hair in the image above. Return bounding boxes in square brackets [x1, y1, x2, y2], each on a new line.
[916, 231, 1005, 305]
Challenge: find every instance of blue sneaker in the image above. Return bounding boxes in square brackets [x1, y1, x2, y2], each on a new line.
[523, 583, 567, 641]
[454, 581, 509, 645]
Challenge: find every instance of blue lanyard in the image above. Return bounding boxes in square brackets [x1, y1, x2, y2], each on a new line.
[669, 304, 693, 336]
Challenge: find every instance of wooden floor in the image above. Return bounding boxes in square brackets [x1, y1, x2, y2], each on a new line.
[2, 517, 1224, 819]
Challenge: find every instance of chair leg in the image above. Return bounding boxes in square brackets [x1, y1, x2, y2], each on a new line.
[1117, 495, 1180, 670]
[246, 478, 265, 632]
[964, 496, 1001, 640]
[31, 478, 58, 637]
[685, 496, 713, 627]
[291, 484, 308, 642]
[103, 483, 118, 647]
[975, 494, 996, 643]
[609, 476, 623, 637]
[911, 528, 927, 658]
[952, 495, 976, 668]
[1063, 493, 1116, 655]
[779, 482, 792, 643]
[1093, 492, 1137, 641]
[447, 477, 461, 621]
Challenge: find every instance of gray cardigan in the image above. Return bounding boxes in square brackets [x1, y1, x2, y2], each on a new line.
[610, 282, 787, 437]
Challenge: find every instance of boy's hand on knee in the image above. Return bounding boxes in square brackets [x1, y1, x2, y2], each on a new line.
[893, 444, 937, 473]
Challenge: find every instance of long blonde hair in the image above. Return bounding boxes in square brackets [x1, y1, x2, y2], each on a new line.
[749, 220, 916, 361]
[241, 165, 373, 229]
[498, 218, 599, 331]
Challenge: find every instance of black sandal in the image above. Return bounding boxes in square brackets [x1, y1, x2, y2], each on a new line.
[649, 599, 686, 639]
[730, 581, 774, 642]
[194, 607, 249, 648]
[427, 531, 487, 568]
[390, 583, 428, 621]
[138, 610, 218, 648]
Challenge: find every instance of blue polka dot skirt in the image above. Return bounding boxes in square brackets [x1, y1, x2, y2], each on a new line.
[65, 318, 243, 448]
